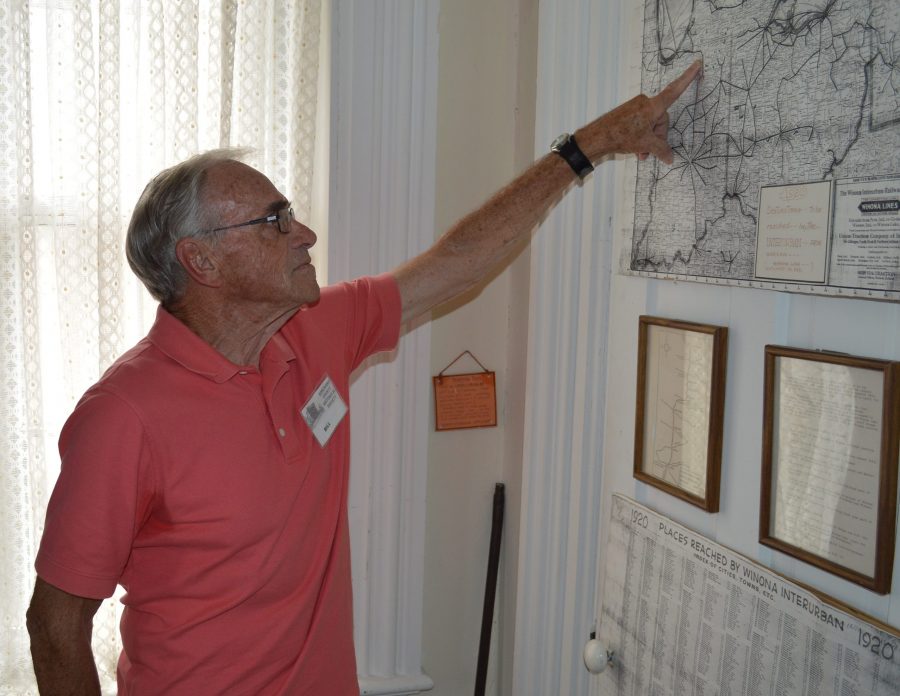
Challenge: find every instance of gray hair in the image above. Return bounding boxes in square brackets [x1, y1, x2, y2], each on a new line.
[125, 147, 251, 307]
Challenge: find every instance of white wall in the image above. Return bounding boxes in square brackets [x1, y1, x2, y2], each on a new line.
[594, 0, 900, 643]
[599, 280, 900, 626]
[513, 1, 900, 695]
[330, 3, 538, 693]
[333, 2, 900, 694]
[422, 2, 537, 695]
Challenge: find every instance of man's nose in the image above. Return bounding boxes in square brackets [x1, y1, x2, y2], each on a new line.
[290, 219, 317, 248]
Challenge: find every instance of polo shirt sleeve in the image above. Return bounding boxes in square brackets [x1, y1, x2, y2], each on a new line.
[35, 387, 156, 600]
[295, 273, 402, 372]
[344, 273, 402, 370]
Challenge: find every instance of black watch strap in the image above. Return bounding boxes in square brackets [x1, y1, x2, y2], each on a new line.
[550, 133, 594, 179]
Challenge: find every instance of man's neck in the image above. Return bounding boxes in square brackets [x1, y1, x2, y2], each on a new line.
[167, 297, 298, 368]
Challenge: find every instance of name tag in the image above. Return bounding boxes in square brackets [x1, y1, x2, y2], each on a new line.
[301, 375, 347, 447]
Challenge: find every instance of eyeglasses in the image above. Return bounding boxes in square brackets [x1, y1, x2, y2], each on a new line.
[206, 207, 295, 236]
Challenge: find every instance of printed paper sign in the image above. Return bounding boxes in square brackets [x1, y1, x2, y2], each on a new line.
[755, 181, 831, 282]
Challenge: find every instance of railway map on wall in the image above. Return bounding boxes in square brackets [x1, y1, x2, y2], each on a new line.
[625, 0, 900, 300]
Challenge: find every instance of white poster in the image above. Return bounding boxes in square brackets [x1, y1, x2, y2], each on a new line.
[599, 495, 900, 696]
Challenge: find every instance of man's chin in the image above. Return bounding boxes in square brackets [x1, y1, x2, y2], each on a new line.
[302, 282, 322, 307]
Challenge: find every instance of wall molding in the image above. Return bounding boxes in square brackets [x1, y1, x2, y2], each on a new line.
[359, 675, 437, 696]
[330, 1, 439, 692]
[512, 1, 622, 694]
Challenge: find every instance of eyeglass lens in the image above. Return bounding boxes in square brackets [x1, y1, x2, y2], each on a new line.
[277, 207, 295, 234]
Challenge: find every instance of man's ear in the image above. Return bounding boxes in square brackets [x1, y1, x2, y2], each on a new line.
[175, 237, 222, 288]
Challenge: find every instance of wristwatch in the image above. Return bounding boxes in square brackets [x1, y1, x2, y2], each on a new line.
[550, 133, 594, 179]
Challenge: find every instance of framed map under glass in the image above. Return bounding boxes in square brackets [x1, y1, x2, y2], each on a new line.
[760, 346, 900, 594]
[634, 316, 728, 511]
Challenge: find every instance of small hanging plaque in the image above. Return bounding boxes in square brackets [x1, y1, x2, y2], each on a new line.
[433, 351, 497, 431]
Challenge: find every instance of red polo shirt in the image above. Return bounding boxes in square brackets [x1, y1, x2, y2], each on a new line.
[35, 274, 402, 695]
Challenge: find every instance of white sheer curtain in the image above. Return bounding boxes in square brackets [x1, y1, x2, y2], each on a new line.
[0, 0, 323, 692]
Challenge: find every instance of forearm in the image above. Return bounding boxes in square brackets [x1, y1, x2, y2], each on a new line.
[27, 578, 102, 696]
[29, 624, 101, 696]
[393, 148, 578, 322]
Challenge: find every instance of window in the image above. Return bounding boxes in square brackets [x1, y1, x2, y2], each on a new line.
[1, 1, 324, 690]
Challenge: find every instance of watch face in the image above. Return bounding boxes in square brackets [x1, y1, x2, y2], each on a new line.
[551, 133, 570, 152]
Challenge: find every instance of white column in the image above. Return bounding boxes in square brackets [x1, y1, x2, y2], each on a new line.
[512, 1, 622, 695]
[329, 1, 439, 694]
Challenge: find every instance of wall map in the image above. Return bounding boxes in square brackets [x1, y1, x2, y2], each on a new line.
[625, 0, 900, 299]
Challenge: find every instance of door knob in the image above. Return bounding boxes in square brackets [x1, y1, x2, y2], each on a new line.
[583, 637, 614, 674]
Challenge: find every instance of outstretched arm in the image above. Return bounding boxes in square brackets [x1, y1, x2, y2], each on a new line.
[27, 577, 103, 696]
[392, 60, 702, 324]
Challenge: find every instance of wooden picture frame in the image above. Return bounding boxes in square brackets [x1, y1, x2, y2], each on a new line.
[760, 346, 900, 594]
[634, 316, 728, 512]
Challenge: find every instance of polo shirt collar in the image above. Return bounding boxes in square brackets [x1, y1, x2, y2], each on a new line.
[148, 306, 296, 383]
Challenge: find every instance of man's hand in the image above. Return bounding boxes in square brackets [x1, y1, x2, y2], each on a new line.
[576, 59, 703, 164]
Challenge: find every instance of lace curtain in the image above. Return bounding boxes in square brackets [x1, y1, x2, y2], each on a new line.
[0, 0, 323, 692]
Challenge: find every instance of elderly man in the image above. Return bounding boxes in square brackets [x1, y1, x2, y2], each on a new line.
[27, 62, 701, 694]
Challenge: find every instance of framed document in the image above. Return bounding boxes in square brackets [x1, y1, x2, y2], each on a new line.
[760, 346, 900, 593]
[634, 316, 728, 512]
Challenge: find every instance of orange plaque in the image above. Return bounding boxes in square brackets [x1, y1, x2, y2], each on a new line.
[433, 372, 497, 431]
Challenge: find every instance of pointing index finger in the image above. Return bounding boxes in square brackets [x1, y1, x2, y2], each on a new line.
[653, 59, 703, 112]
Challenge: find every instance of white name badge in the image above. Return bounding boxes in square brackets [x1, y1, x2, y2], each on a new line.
[301, 375, 348, 447]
